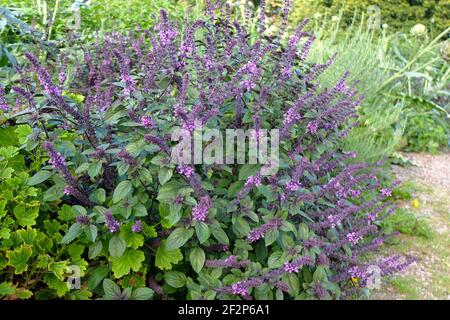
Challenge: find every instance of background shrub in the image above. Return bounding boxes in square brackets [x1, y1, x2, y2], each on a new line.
[265, 0, 450, 35]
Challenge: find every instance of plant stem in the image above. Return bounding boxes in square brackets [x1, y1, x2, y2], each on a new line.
[47, 0, 60, 41]
[380, 27, 450, 90]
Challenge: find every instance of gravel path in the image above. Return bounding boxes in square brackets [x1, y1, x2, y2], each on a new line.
[393, 153, 450, 190]
[371, 152, 450, 300]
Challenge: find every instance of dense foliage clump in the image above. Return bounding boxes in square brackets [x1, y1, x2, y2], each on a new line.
[268, 0, 450, 35]
[0, 1, 413, 300]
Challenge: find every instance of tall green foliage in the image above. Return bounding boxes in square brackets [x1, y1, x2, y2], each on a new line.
[266, 0, 450, 36]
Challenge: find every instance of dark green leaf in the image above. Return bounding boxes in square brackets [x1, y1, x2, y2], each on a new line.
[109, 236, 126, 258]
[28, 170, 52, 186]
[166, 227, 194, 250]
[61, 223, 83, 244]
[189, 248, 205, 273]
[113, 180, 132, 203]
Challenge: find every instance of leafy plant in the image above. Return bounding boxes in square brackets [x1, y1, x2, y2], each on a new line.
[0, 125, 88, 300]
[0, 1, 412, 300]
[403, 112, 448, 153]
[270, 0, 450, 35]
[101, 279, 153, 300]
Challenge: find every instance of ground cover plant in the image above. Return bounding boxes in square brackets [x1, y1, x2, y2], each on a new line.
[0, 0, 422, 300]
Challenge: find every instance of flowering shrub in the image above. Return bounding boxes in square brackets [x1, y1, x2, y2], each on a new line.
[0, 1, 412, 300]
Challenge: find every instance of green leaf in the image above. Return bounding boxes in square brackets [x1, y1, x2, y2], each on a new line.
[15, 125, 32, 145]
[67, 289, 92, 300]
[43, 274, 70, 297]
[268, 251, 284, 269]
[283, 273, 299, 296]
[158, 167, 173, 185]
[121, 287, 132, 300]
[232, 216, 250, 237]
[265, 229, 279, 246]
[238, 164, 260, 180]
[113, 180, 132, 203]
[15, 288, 33, 299]
[227, 180, 244, 198]
[58, 204, 75, 221]
[88, 241, 103, 260]
[189, 248, 205, 274]
[103, 279, 121, 298]
[28, 170, 52, 186]
[166, 227, 194, 250]
[88, 161, 102, 179]
[255, 284, 272, 300]
[211, 224, 229, 245]
[6, 245, 32, 274]
[109, 236, 126, 258]
[164, 271, 187, 288]
[130, 287, 154, 300]
[298, 223, 309, 240]
[75, 163, 89, 175]
[0, 167, 14, 179]
[44, 185, 64, 202]
[160, 205, 182, 228]
[72, 205, 87, 216]
[84, 224, 98, 242]
[88, 265, 109, 291]
[132, 203, 147, 217]
[157, 180, 186, 202]
[61, 223, 83, 244]
[0, 126, 19, 146]
[119, 223, 144, 249]
[313, 266, 327, 282]
[110, 249, 145, 278]
[117, 163, 130, 176]
[48, 261, 69, 281]
[89, 188, 106, 204]
[67, 244, 85, 260]
[194, 222, 211, 244]
[16, 228, 37, 244]
[0, 282, 16, 296]
[155, 241, 183, 271]
[44, 220, 60, 237]
[13, 205, 39, 227]
[0, 228, 10, 240]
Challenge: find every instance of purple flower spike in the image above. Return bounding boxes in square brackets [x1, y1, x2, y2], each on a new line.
[192, 196, 211, 222]
[132, 220, 143, 233]
[178, 164, 195, 178]
[140, 115, 155, 128]
[346, 232, 362, 245]
[63, 186, 72, 195]
[231, 282, 249, 296]
[205, 255, 250, 268]
[0, 86, 9, 112]
[247, 218, 281, 243]
[104, 211, 120, 233]
[76, 215, 91, 225]
[307, 121, 319, 134]
[283, 262, 299, 273]
[245, 175, 262, 187]
[313, 283, 326, 299]
[286, 180, 301, 191]
[380, 188, 392, 197]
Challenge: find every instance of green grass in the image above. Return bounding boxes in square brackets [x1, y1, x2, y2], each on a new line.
[382, 208, 434, 239]
[391, 180, 433, 201]
[389, 278, 421, 300]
